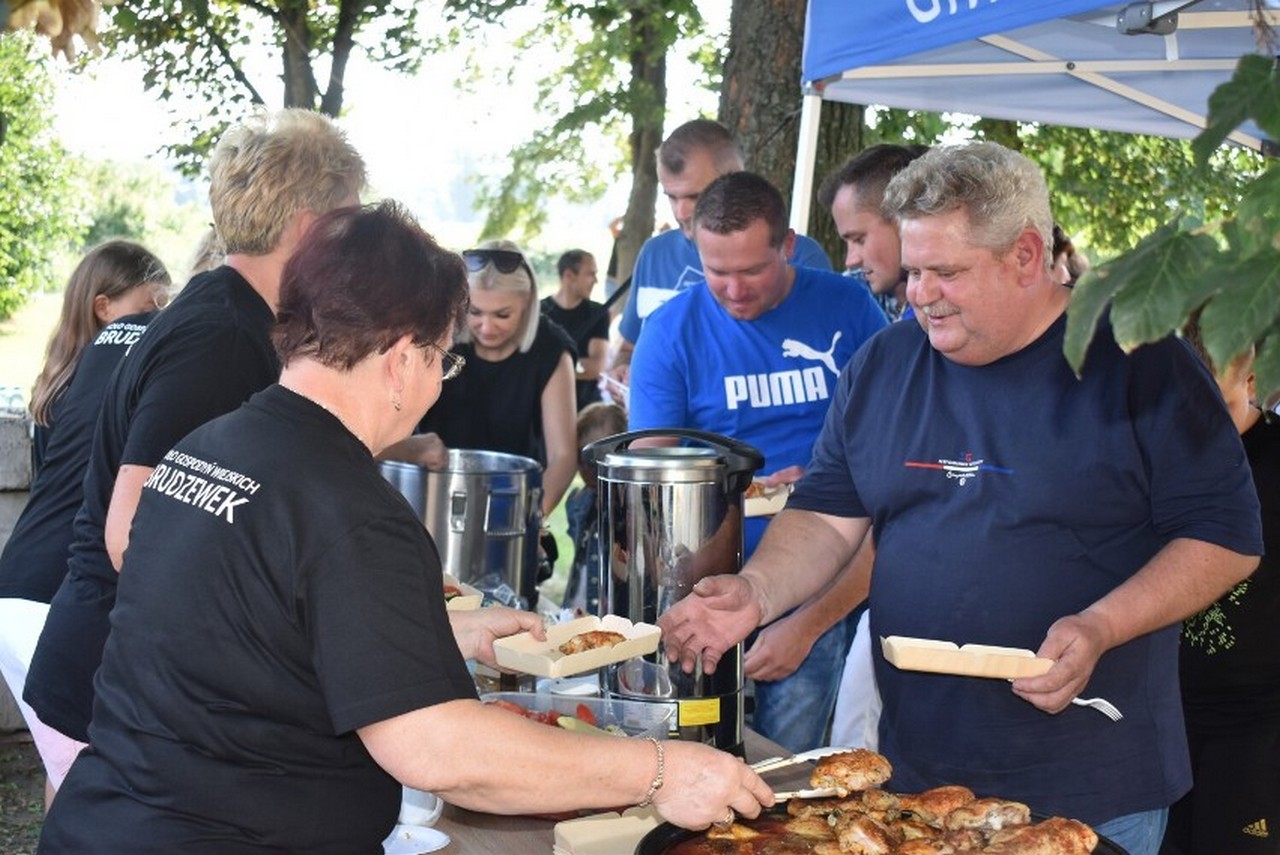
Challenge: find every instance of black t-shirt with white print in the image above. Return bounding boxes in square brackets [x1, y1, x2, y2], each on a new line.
[40, 385, 477, 854]
[0, 313, 153, 602]
[26, 265, 280, 741]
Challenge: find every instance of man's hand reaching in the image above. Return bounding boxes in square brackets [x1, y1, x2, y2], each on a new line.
[657, 574, 763, 675]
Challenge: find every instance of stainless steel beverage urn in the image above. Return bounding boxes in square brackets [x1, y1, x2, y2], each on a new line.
[380, 451, 542, 607]
[588, 429, 763, 755]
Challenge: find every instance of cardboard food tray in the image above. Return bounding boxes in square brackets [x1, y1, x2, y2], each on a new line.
[881, 635, 1053, 680]
[744, 483, 790, 517]
[554, 807, 662, 855]
[493, 615, 661, 678]
[442, 572, 482, 612]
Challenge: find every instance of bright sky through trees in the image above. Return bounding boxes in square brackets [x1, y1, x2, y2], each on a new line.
[48, 9, 722, 262]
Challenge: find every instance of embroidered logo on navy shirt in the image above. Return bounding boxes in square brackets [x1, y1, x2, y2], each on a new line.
[904, 452, 1013, 486]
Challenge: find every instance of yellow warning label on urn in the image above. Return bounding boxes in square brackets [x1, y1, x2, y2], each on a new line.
[677, 698, 721, 727]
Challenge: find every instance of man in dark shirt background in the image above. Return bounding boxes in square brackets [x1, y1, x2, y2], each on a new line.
[541, 249, 609, 410]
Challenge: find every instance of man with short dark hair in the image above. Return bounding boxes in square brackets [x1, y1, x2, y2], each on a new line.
[630, 170, 888, 752]
[542, 250, 609, 410]
[816, 143, 929, 751]
[610, 119, 832, 380]
[817, 143, 927, 321]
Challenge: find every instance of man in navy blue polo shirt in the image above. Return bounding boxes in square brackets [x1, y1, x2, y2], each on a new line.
[658, 142, 1262, 855]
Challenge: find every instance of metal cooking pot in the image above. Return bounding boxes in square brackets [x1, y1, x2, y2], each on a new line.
[380, 450, 542, 605]
[587, 429, 763, 754]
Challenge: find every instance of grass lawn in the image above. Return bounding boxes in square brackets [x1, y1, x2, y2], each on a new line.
[0, 293, 63, 404]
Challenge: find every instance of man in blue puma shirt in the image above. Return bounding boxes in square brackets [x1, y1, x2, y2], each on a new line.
[630, 171, 887, 752]
[610, 119, 832, 383]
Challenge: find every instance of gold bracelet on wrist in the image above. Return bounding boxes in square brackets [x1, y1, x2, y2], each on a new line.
[637, 737, 665, 807]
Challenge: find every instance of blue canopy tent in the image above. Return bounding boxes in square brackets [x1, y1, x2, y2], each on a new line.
[790, 0, 1278, 229]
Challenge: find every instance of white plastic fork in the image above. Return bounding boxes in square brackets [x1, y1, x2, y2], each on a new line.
[1071, 696, 1123, 721]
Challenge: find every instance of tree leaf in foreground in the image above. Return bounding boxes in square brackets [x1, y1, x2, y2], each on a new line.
[1198, 248, 1280, 373]
[1193, 54, 1279, 165]
[1104, 225, 1219, 351]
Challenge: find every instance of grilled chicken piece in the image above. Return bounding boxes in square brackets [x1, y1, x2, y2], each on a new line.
[557, 629, 626, 655]
[705, 821, 761, 842]
[898, 786, 977, 825]
[893, 840, 961, 855]
[861, 789, 903, 815]
[783, 815, 838, 839]
[810, 749, 894, 796]
[942, 797, 1031, 832]
[892, 829, 985, 854]
[787, 796, 865, 819]
[984, 817, 1099, 854]
[892, 817, 941, 841]
[831, 812, 901, 855]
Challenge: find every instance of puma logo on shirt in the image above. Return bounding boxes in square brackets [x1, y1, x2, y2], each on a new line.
[723, 332, 847, 411]
[782, 331, 843, 375]
[724, 366, 830, 411]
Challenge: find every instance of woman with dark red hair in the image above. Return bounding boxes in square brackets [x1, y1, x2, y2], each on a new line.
[38, 202, 770, 854]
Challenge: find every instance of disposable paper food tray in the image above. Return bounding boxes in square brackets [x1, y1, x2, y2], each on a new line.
[744, 482, 790, 517]
[493, 615, 661, 678]
[441, 572, 482, 611]
[881, 635, 1053, 680]
[553, 807, 662, 855]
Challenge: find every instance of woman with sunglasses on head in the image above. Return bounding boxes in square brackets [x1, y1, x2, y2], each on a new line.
[387, 238, 578, 605]
[37, 203, 771, 853]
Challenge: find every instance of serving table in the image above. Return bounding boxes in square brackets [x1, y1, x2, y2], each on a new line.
[433, 728, 789, 854]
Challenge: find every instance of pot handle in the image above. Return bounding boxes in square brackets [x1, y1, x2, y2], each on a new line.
[585, 429, 764, 495]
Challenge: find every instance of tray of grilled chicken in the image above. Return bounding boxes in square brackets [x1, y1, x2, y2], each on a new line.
[493, 615, 661, 678]
[744, 479, 791, 517]
[636, 747, 1120, 854]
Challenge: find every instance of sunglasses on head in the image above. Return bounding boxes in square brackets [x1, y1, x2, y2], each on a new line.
[462, 248, 529, 276]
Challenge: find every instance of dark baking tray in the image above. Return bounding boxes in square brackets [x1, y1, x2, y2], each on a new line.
[634, 808, 1129, 854]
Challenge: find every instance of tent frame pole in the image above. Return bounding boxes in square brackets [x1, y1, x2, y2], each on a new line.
[790, 90, 824, 235]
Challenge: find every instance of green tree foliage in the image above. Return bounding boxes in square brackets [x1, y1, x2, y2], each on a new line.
[1019, 123, 1261, 259]
[441, 0, 706, 271]
[0, 31, 82, 319]
[1065, 52, 1280, 405]
[98, 0, 426, 175]
[71, 161, 211, 280]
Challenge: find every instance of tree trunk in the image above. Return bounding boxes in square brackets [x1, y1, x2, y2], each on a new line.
[319, 0, 363, 117]
[278, 0, 320, 110]
[718, 0, 806, 207]
[615, 5, 668, 288]
[807, 101, 868, 265]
